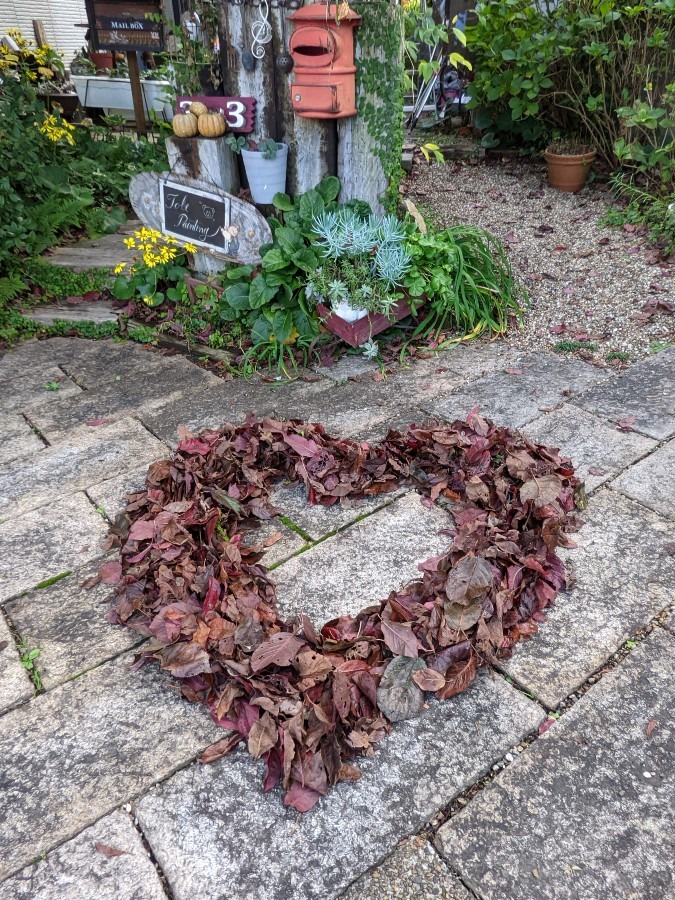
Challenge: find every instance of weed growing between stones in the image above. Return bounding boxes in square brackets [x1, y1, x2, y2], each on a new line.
[98, 413, 582, 811]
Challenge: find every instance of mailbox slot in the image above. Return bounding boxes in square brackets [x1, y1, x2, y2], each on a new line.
[289, 27, 335, 67]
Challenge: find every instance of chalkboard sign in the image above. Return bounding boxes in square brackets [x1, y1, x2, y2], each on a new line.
[86, 0, 164, 52]
[160, 181, 234, 254]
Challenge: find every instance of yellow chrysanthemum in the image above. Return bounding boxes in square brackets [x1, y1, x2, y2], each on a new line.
[123, 237, 136, 249]
[184, 242, 198, 253]
[114, 262, 126, 274]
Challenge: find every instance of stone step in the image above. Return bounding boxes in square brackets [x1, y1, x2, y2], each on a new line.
[0, 417, 166, 521]
[576, 346, 675, 440]
[0, 414, 44, 467]
[0, 810, 168, 900]
[0, 492, 109, 604]
[135, 673, 544, 900]
[0, 610, 33, 714]
[24, 300, 119, 326]
[0, 366, 81, 412]
[424, 353, 608, 431]
[437, 628, 675, 899]
[612, 438, 675, 521]
[501, 489, 675, 708]
[273, 492, 451, 624]
[0, 651, 221, 881]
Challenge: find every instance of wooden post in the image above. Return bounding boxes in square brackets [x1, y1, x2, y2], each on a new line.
[126, 51, 147, 137]
[32, 19, 48, 47]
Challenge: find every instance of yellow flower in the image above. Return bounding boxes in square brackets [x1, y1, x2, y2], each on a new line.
[114, 262, 126, 274]
[123, 237, 136, 249]
[184, 243, 198, 253]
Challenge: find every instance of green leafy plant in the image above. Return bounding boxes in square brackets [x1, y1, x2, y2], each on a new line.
[18, 643, 43, 692]
[111, 228, 193, 307]
[307, 209, 411, 318]
[404, 224, 526, 341]
[466, 0, 675, 169]
[553, 339, 598, 353]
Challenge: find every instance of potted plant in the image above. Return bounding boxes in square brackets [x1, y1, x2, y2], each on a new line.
[227, 136, 289, 204]
[544, 138, 597, 193]
[306, 209, 411, 324]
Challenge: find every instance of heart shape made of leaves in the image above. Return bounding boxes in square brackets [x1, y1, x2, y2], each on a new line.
[101, 411, 580, 813]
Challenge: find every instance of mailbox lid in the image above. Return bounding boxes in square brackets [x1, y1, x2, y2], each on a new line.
[291, 82, 339, 114]
[289, 26, 336, 67]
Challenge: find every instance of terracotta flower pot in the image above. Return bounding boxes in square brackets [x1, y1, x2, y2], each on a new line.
[544, 145, 597, 193]
[89, 51, 114, 74]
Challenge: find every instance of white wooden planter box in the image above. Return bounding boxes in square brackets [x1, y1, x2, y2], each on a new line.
[71, 75, 174, 122]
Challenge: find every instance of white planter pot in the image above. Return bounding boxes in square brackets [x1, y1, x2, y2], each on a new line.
[241, 143, 288, 204]
[331, 299, 369, 323]
[71, 75, 173, 122]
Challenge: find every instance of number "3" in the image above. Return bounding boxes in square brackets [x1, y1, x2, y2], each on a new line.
[226, 101, 246, 129]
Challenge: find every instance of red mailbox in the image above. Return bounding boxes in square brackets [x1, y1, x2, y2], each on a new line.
[287, 3, 361, 119]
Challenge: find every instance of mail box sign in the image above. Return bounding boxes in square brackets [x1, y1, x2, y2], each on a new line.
[288, 3, 361, 119]
[85, 0, 164, 53]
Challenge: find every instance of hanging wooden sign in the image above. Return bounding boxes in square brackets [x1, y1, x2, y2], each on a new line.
[176, 96, 256, 133]
[85, 0, 164, 53]
[129, 171, 272, 265]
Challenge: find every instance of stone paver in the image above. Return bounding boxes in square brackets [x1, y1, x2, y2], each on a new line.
[0, 810, 168, 900]
[612, 438, 675, 521]
[273, 492, 451, 622]
[437, 629, 675, 900]
[136, 673, 544, 900]
[86, 467, 152, 520]
[425, 353, 607, 430]
[0, 610, 33, 713]
[0, 417, 166, 520]
[1, 366, 81, 412]
[0, 493, 109, 603]
[316, 355, 381, 382]
[576, 346, 675, 440]
[56, 341, 181, 390]
[0, 413, 44, 466]
[0, 651, 221, 881]
[24, 357, 221, 443]
[341, 836, 473, 900]
[270, 482, 404, 541]
[523, 404, 656, 492]
[137, 378, 328, 447]
[6, 558, 144, 690]
[0, 340, 65, 382]
[503, 489, 675, 708]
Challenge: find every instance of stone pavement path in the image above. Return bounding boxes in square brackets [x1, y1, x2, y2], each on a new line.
[0, 337, 673, 899]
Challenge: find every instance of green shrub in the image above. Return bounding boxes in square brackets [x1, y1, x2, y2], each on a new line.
[467, 0, 675, 181]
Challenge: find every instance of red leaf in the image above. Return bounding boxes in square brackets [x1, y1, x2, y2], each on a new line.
[538, 717, 556, 734]
[95, 843, 129, 858]
[98, 560, 122, 584]
[157, 642, 211, 678]
[645, 719, 659, 738]
[250, 632, 306, 673]
[504, 368, 523, 375]
[435, 655, 477, 700]
[411, 667, 446, 691]
[284, 781, 322, 812]
[617, 415, 637, 432]
[381, 619, 420, 657]
[198, 733, 242, 763]
[285, 433, 321, 457]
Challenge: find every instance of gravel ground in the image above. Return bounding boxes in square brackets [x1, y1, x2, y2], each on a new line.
[340, 837, 471, 900]
[408, 160, 675, 364]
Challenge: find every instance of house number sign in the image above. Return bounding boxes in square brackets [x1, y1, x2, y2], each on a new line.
[176, 96, 256, 133]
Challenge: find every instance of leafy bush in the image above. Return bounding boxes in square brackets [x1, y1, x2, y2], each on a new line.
[404, 225, 526, 341]
[467, 0, 675, 181]
[0, 76, 166, 271]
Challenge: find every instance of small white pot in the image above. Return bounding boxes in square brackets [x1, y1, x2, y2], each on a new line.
[331, 298, 369, 323]
[241, 143, 288, 204]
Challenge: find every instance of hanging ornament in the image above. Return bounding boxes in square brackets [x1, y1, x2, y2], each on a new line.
[241, 48, 256, 71]
[251, 0, 273, 60]
[276, 12, 294, 73]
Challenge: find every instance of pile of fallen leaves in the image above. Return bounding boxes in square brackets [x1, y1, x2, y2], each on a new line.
[101, 411, 581, 812]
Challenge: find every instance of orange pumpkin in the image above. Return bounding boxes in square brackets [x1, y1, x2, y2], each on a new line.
[172, 112, 199, 138]
[189, 101, 208, 118]
[198, 111, 227, 138]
